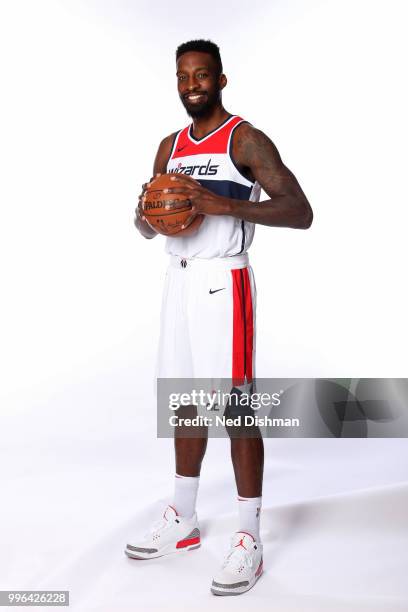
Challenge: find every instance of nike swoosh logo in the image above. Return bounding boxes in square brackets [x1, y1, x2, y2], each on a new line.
[177, 145, 187, 152]
[209, 288, 226, 294]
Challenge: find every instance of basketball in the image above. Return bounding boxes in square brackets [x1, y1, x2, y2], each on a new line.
[143, 174, 203, 236]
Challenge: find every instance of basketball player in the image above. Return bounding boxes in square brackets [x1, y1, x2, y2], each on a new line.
[127, 40, 313, 596]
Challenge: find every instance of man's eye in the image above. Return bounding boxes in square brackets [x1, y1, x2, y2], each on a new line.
[178, 75, 186, 81]
[197, 73, 208, 78]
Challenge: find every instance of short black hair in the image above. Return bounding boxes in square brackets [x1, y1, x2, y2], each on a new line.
[176, 39, 223, 75]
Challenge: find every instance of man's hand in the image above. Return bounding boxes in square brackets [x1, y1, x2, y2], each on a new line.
[163, 174, 232, 229]
[134, 174, 161, 239]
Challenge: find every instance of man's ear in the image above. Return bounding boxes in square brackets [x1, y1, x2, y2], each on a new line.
[219, 73, 227, 90]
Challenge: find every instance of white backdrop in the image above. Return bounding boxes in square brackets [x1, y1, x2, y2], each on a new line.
[0, 1, 407, 610]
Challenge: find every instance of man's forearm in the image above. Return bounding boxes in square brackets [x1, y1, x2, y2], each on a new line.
[223, 195, 313, 230]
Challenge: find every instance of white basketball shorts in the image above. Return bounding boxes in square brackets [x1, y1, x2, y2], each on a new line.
[155, 253, 256, 385]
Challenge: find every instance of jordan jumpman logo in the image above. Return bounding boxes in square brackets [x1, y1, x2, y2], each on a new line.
[235, 536, 247, 550]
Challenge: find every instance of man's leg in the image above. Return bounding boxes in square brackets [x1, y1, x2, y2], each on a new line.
[125, 263, 205, 559]
[224, 387, 264, 540]
[230, 436, 264, 498]
[230, 435, 264, 541]
[172, 404, 208, 518]
[175, 436, 208, 477]
[125, 404, 206, 559]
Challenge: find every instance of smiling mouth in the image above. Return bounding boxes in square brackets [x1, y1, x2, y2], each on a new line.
[184, 93, 207, 103]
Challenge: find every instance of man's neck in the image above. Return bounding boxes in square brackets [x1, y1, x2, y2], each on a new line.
[191, 106, 231, 139]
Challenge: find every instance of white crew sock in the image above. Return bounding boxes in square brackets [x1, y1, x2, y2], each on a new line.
[237, 495, 262, 541]
[172, 474, 200, 518]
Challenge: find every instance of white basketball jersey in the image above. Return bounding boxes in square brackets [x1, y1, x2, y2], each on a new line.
[165, 115, 261, 258]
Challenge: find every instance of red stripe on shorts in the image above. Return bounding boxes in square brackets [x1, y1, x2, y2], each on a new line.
[231, 268, 253, 386]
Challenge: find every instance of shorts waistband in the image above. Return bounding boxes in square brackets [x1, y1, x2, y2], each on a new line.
[169, 253, 249, 270]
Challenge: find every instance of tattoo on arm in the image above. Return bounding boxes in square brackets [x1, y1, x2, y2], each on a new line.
[234, 124, 307, 201]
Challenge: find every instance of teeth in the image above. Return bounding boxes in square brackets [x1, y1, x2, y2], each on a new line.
[188, 94, 203, 100]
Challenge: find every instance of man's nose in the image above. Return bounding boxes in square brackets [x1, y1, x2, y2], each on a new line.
[187, 75, 199, 89]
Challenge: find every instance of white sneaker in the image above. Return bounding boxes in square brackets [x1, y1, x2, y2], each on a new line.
[211, 531, 263, 596]
[125, 505, 201, 560]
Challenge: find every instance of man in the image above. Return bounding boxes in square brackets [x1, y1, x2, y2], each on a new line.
[127, 39, 312, 596]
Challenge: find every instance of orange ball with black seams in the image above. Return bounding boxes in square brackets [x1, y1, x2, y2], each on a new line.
[143, 174, 204, 237]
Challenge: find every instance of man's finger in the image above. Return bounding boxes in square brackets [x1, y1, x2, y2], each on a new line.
[163, 188, 194, 195]
[170, 174, 199, 184]
[146, 172, 162, 185]
[165, 181, 196, 191]
[164, 199, 192, 211]
[181, 213, 197, 230]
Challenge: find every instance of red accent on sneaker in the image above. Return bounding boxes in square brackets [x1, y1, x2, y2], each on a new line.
[163, 505, 179, 520]
[176, 536, 200, 549]
[255, 558, 263, 577]
[234, 536, 247, 550]
[236, 530, 256, 541]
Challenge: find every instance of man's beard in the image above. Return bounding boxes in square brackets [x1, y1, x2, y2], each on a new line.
[181, 88, 221, 119]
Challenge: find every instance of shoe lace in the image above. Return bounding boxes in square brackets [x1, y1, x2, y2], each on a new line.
[222, 545, 253, 573]
[145, 517, 171, 539]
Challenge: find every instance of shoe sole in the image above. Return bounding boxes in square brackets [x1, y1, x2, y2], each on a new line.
[125, 542, 201, 560]
[210, 569, 263, 596]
